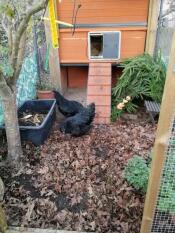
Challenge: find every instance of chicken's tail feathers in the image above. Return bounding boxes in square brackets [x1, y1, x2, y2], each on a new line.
[53, 90, 65, 103]
[87, 102, 96, 123]
[87, 102, 95, 111]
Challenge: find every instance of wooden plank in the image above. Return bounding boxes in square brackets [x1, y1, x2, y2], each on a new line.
[67, 67, 87, 88]
[48, 0, 59, 48]
[44, 9, 62, 91]
[140, 32, 175, 233]
[87, 85, 111, 96]
[9, 227, 89, 233]
[60, 27, 147, 32]
[145, 0, 160, 55]
[88, 76, 111, 85]
[58, 0, 149, 24]
[87, 62, 112, 123]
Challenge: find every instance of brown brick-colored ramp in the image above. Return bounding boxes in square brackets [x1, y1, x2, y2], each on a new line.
[87, 63, 112, 124]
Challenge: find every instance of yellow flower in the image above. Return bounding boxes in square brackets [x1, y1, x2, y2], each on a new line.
[126, 96, 131, 101]
[117, 103, 125, 110]
[123, 99, 128, 104]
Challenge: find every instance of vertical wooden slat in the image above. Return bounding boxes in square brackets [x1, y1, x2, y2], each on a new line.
[145, 0, 160, 55]
[140, 32, 175, 233]
[44, 2, 62, 91]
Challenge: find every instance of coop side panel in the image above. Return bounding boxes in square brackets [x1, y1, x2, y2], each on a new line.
[67, 67, 88, 88]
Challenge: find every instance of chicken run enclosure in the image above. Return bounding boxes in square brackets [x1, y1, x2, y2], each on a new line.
[1, 0, 175, 232]
[140, 30, 175, 232]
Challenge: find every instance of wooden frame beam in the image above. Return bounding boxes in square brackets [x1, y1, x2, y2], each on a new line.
[44, 1, 62, 91]
[145, 0, 160, 55]
[140, 32, 175, 233]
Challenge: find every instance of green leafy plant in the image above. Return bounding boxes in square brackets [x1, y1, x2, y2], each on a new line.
[112, 53, 166, 120]
[125, 152, 175, 214]
[37, 81, 54, 91]
[111, 106, 124, 122]
[124, 155, 150, 193]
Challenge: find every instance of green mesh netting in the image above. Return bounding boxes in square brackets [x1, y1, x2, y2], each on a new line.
[44, 43, 50, 73]
[0, 53, 38, 126]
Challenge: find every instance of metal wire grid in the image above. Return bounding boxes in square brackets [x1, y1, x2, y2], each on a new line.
[155, 0, 175, 65]
[151, 9, 175, 231]
[151, 119, 175, 233]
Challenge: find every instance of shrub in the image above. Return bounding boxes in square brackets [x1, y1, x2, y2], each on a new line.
[111, 96, 137, 122]
[112, 53, 166, 120]
[124, 155, 150, 193]
[111, 105, 124, 122]
[37, 79, 55, 91]
[125, 153, 175, 214]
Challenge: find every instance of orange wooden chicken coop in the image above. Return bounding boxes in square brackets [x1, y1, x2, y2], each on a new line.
[50, 0, 150, 123]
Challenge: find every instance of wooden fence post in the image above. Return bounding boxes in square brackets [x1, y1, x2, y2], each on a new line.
[140, 32, 175, 233]
[145, 0, 160, 55]
[44, 2, 62, 92]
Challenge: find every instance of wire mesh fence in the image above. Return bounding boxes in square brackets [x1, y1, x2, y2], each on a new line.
[155, 0, 175, 65]
[151, 117, 175, 232]
[144, 0, 175, 232]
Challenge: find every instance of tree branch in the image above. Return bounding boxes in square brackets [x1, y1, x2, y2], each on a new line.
[14, 31, 27, 80]
[7, 23, 13, 55]
[161, 8, 175, 18]
[10, 0, 49, 84]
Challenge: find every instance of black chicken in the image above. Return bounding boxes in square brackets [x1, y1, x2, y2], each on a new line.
[53, 90, 84, 117]
[59, 103, 95, 136]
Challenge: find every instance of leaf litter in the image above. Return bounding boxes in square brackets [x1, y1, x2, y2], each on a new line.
[0, 111, 156, 232]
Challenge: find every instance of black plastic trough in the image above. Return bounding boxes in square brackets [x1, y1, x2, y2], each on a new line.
[0, 99, 56, 146]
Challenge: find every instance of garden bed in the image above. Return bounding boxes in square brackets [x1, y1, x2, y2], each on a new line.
[0, 110, 156, 233]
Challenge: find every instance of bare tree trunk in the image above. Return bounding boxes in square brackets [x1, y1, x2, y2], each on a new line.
[2, 93, 22, 168]
[0, 0, 49, 169]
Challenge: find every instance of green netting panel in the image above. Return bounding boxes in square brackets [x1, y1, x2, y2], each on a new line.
[0, 104, 3, 126]
[44, 43, 50, 73]
[0, 53, 38, 126]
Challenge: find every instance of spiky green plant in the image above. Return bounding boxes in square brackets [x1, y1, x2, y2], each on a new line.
[112, 53, 166, 120]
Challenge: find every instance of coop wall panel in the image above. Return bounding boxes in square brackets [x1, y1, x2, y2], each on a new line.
[59, 29, 146, 63]
[57, 0, 149, 24]
[67, 67, 88, 88]
[60, 67, 69, 93]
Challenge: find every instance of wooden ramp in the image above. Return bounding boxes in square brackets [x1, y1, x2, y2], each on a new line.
[87, 63, 111, 124]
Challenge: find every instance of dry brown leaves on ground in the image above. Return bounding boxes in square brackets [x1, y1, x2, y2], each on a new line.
[0, 112, 156, 233]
